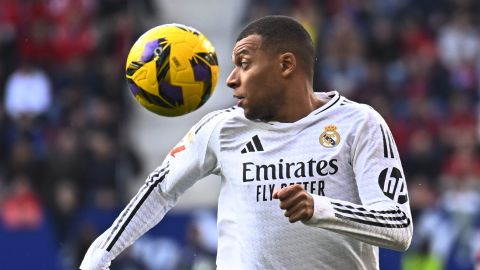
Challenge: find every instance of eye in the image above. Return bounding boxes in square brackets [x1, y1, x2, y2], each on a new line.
[240, 60, 249, 69]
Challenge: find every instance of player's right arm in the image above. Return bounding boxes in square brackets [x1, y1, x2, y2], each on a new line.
[79, 109, 230, 270]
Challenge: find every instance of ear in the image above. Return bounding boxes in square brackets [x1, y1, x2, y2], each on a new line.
[279, 52, 296, 77]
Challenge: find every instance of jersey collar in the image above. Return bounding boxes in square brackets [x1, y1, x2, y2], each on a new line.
[252, 91, 341, 129]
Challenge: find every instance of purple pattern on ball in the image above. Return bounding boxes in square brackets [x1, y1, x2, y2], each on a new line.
[193, 63, 211, 81]
[128, 81, 140, 96]
[141, 40, 159, 62]
[159, 82, 183, 105]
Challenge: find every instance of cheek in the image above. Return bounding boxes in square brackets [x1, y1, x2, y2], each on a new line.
[247, 68, 279, 96]
[256, 75, 282, 102]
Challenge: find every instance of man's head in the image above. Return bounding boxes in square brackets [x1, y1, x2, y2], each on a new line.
[227, 16, 315, 121]
[236, 16, 315, 77]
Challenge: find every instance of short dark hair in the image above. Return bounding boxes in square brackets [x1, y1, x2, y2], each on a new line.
[237, 15, 315, 76]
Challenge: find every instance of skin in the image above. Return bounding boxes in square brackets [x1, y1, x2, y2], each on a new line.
[226, 34, 323, 222]
[227, 34, 323, 123]
[273, 184, 315, 223]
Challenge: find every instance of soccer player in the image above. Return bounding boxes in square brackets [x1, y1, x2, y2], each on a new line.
[80, 15, 413, 270]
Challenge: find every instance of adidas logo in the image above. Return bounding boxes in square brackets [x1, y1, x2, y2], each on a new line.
[241, 135, 264, 154]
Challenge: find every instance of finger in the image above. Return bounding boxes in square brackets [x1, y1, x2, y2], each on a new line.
[288, 211, 304, 223]
[283, 199, 307, 218]
[283, 194, 314, 222]
[272, 189, 280, 199]
[276, 184, 304, 201]
[287, 200, 314, 223]
[287, 203, 310, 223]
[279, 190, 307, 210]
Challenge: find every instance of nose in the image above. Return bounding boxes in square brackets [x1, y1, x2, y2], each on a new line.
[226, 68, 239, 89]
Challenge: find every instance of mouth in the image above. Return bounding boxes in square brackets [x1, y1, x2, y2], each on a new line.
[233, 95, 245, 107]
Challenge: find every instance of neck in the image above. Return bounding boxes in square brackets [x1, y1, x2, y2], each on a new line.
[272, 80, 325, 123]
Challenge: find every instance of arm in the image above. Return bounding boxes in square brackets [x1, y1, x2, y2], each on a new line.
[476, 250, 480, 270]
[275, 108, 413, 251]
[80, 111, 224, 270]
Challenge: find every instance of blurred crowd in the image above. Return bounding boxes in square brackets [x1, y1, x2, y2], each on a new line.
[0, 0, 156, 269]
[1, 0, 480, 270]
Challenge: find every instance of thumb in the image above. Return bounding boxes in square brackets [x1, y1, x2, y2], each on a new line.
[273, 189, 280, 199]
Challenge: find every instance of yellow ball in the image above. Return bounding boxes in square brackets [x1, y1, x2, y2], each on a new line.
[126, 24, 219, 116]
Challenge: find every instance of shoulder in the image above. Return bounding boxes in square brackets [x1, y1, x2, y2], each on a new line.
[193, 106, 243, 135]
[338, 96, 386, 125]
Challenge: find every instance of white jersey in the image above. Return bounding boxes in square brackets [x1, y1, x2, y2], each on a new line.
[81, 91, 413, 270]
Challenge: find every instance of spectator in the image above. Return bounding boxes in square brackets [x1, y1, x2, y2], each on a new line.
[176, 210, 218, 270]
[1, 174, 43, 230]
[317, 14, 367, 97]
[438, 10, 480, 69]
[4, 60, 52, 121]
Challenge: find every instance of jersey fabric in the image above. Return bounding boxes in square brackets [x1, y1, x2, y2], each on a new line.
[80, 91, 413, 270]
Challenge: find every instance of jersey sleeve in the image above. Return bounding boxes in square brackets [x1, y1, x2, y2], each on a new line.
[303, 107, 413, 251]
[80, 110, 226, 270]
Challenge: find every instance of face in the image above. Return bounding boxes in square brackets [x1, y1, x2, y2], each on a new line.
[227, 34, 285, 121]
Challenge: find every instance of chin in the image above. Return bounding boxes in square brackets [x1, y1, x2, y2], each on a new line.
[243, 111, 255, 120]
[243, 109, 269, 121]
[242, 108, 257, 120]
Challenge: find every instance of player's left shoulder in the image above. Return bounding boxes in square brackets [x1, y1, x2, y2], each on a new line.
[336, 96, 370, 117]
[335, 97, 390, 134]
[349, 99, 386, 123]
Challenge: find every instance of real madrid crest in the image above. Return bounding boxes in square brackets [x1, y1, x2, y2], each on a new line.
[320, 125, 340, 148]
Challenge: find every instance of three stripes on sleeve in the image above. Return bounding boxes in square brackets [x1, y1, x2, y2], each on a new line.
[331, 202, 410, 229]
[101, 163, 170, 252]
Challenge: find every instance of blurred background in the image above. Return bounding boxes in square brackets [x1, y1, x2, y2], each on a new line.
[0, 0, 480, 269]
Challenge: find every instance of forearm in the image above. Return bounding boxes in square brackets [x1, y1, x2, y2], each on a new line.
[100, 186, 176, 256]
[80, 109, 224, 270]
[303, 195, 412, 251]
[80, 165, 177, 269]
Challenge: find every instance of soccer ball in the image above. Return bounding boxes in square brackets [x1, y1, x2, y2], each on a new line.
[125, 24, 219, 116]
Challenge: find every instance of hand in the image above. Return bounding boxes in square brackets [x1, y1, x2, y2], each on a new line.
[79, 237, 112, 270]
[79, 247, 111, 270]
[273, 184, 314, 223]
